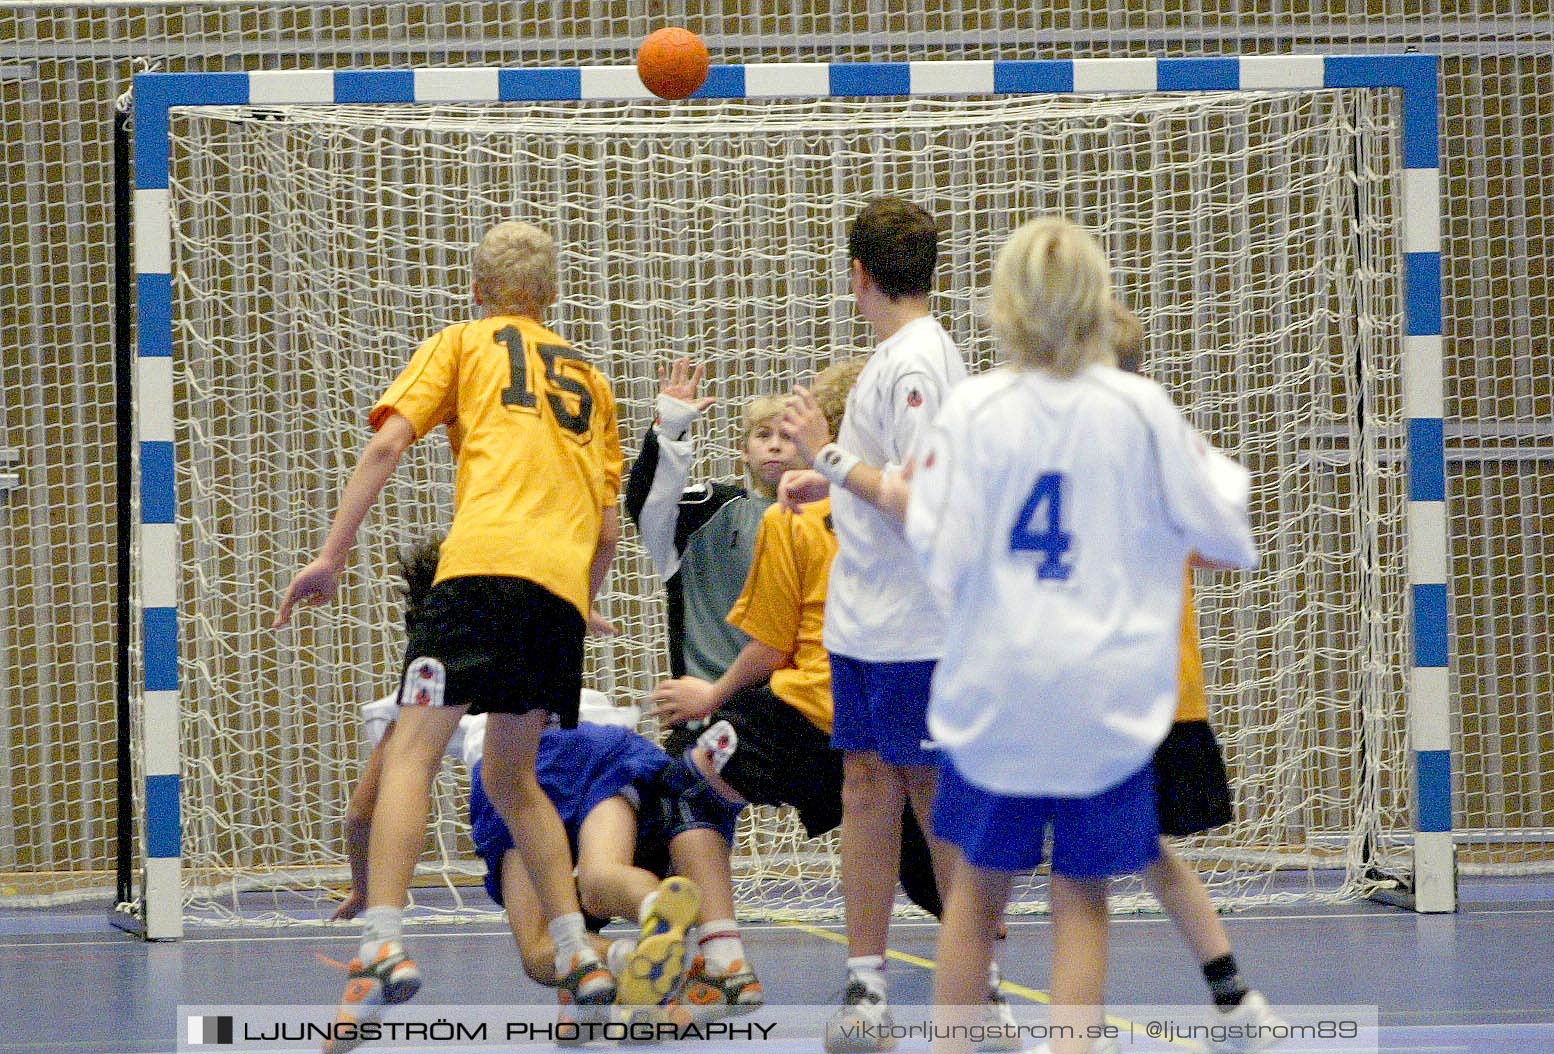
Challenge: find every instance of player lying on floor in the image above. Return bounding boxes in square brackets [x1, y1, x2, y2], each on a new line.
[335, 536, 763, 1023]
[649, 356, 1017, 1048]
[278, 221, 626, 1052]
[626, 356, 944, 921]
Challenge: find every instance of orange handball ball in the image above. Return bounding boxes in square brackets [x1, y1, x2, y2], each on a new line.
[636, 27, 710, 100]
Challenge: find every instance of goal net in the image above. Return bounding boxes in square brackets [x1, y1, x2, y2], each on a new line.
[146, 87, 1409, 925]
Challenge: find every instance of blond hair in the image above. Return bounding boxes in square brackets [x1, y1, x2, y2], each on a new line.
[810, 357, 868, 441]
[989, 217, 1114, 377]
[473, 221, 557, 318]
[1111, 299, 1145, 374]
[740, 394, 788, 441]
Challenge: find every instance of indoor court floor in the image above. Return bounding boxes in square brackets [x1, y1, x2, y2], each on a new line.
[2, 877, 1549, 1054]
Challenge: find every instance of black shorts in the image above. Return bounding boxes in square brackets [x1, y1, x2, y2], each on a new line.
[665, 682, 844, 839]
[1152, 720, 1234, 837]
[664, 688, 939, 917]
[400, 575, 583, 724]
[637, 755, 743, 849]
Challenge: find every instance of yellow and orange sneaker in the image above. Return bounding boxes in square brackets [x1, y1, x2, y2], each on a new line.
[680, 955, 764, 1021]
[321, 941, 421, 1054]
[555, 952, 616, 1045]
[616, 876, 701, 1010]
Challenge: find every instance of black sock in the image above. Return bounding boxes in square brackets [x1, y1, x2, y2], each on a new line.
[1203, 953, 1249, 1008]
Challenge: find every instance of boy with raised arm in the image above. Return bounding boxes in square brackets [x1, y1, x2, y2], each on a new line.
[626, 358, 799, 689]
[649, 359, 865, 841]
[628, 356, 946, 929]
[275, 221, 647, 1046]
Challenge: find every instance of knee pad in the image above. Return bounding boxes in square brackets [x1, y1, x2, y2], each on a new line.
[696, 719, 739, 774]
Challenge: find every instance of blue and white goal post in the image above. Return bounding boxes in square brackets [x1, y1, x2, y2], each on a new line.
[121, 52, 1451, 939]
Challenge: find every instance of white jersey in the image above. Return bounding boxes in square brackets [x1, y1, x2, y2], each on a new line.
[359, 687, 629, 773]
[825, 315, 967, 661]
[905, 366, 1257, 797]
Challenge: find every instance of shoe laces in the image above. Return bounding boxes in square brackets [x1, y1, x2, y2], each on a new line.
[843, 979, 886, 1007]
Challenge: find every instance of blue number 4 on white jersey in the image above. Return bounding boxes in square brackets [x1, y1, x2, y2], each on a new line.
[1009, 471, 1073, 581]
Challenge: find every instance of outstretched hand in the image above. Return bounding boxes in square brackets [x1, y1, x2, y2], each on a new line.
[274, 557, 344, 628]
[658, 357, 716, 412]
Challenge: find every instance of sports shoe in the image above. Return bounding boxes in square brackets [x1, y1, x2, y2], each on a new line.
[1206, 991, 1287, 1053]
[321, 941, 421, 1054]
[974, 984, 1022, 1052]
[823, 979, 897, 1053]
[616, 876, 701, 1008]
[559, 951, 618, 1006]
[555, 952, 617, 1046]
[679, 955, 764, 1021]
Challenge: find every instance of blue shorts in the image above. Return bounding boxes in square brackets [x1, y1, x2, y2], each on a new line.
[933, 758, 1161, 878]
[468, 752, 738, 908]
[637, 753, 743, 850]
[828, 653, 938, 766]
[469, 725, 669, 906]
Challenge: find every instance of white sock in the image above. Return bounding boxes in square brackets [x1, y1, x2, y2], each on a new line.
[607, 937, 637, 978]
[696, 920, 746, 974]
[637, 889, 660, 924]
[987, 961, 1003, 997]
[847, 955, 887, 1001]
[358, 906, 402, 964]
[549, 912, 592, 975]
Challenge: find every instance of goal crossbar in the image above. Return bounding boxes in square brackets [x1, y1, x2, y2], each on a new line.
[125, 53, 1448, 940]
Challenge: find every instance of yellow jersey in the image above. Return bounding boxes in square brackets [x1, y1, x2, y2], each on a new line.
[726, 498, 837, 734]
[369, 314, 623, 619]
[1176, 570, 1208, 723]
